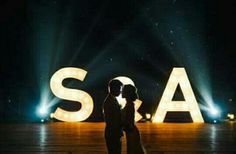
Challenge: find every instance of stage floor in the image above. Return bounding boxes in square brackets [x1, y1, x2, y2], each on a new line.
[0, 121, 236, 154]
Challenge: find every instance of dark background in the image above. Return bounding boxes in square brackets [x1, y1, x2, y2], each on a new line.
[0, 0, 236, 122]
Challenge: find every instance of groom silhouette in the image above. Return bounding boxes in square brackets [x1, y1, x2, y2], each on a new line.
[103, 79, 123, 154]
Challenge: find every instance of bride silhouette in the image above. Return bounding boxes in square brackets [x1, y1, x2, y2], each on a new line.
[121, 84, 146, 154]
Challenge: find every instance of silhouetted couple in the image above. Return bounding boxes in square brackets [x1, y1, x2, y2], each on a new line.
[103, 79, 146, 154]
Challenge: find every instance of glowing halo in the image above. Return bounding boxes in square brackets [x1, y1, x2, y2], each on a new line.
[114, 76, 143, 122]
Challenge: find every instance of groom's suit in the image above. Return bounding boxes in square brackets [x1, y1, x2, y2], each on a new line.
[103, 94, 123, 154]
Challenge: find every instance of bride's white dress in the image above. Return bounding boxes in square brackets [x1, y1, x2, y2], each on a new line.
[122, 100, 146, 154]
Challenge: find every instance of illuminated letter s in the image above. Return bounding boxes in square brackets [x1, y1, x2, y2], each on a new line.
[50, 67, 94, 122]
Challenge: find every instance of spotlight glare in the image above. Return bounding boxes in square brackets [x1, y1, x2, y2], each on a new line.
[38, 106, 48, 116]
[210, 107, 219, 116]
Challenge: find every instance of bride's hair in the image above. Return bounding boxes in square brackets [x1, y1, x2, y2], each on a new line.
[122, 84, 138, 101]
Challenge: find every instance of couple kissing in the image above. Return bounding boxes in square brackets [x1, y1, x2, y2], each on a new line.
[103, 79, 146, 154]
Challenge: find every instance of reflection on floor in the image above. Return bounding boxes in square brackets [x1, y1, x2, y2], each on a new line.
[0, 121, 236, 153]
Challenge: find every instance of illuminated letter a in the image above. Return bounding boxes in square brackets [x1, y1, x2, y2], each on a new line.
[152, 68, 204, 123]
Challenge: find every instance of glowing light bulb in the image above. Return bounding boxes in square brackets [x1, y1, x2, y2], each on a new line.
[146, 114, 151, 119]
[227, 113, 235, 120]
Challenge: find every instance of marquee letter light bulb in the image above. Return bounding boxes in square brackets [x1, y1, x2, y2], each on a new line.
[50, 67, 94, 122]
[152, 67, 204, 123]
[114, 76, 143, 122]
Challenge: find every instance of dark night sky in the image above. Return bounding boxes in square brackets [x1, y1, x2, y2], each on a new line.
[0, 0, 236, 121]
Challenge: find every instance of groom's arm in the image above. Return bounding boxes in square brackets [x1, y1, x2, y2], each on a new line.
[103, 99, 114, 125]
